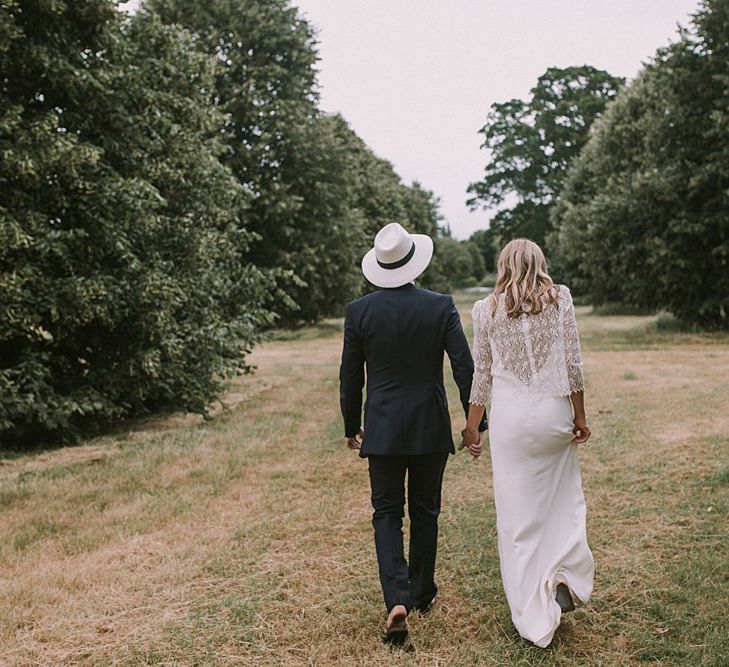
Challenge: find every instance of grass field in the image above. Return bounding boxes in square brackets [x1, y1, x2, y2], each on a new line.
[1, 293, 728, 666]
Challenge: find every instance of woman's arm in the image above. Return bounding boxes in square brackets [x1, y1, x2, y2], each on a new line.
[465, 403, 486, 434]
[462, 404, 487, 457]
[461, 300, 492, 458]
[570, 391, 591, 444]
[562, 286, 591, 444]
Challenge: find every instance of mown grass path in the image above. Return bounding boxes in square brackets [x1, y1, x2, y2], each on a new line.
[1, 296, 727, 666]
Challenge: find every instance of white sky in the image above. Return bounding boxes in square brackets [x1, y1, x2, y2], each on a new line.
[123, 0, 701, 239]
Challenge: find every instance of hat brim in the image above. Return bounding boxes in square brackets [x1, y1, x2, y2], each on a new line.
[361, 234, 434, 288]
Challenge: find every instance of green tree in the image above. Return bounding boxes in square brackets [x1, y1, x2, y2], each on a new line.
[427, 238, 481, 291]
[323, 114, 449, 296]
[552, 0, 729, 328]
[0, 4, 270, 443]
[401, 181, 441, 238]
[276, 112, 368, 322]
[149, 1, 435, 321]
[469, 228, 498, 273]
[325, 114, 411, 241]
[464, 241, 486, 282]
[468, 66, 623, 247]
[150, 0, 364, 322]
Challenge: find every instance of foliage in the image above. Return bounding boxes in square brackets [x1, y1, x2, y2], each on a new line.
[468, 66, 624, 247]
[552, 0, 729, 328]
[148, 0, 352, 323]
[401, 181, 442, 238]
[0, 0, 453, 444]
[464, 242, 486, 282]
[0, 3, 271, 443]
[329, 114, 413, 241]
[426, 237, 484, 292]
[263, 112, 368, 323]
[3, 0, 652, 446]
[468, 228, 498, 273]
[148, 0, 454, 321]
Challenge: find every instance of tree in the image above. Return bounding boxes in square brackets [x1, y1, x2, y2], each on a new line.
[552, 0, 729, 328]
[468, 66, 624, 247]
[464, 241, 487, 282]
[325, 114, 412, 240]
[469, 228, 498, 273]
[426, 238, 481, 292]
[0, 3, 270, 443]
[401, 181, 441, 238]
[275, 112, 368, 322]
[149, 1, 441, 321]
[320, 114, 450, 297]
[150, 0, 362, 322]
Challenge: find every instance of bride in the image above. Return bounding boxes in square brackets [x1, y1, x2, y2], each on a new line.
[462, 238, 595, 648]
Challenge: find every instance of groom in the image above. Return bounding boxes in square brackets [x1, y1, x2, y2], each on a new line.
[339, 222, 486, 644]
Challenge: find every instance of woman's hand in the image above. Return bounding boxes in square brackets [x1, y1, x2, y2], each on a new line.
[569, 392, 590, 444]
[572, 417, 591, 444]
[460, 427, 483, 459]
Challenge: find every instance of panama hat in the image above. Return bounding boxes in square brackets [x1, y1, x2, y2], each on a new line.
[361, 223, 434, 288]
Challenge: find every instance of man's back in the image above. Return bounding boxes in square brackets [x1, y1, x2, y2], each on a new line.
[339, 283, 476, 456]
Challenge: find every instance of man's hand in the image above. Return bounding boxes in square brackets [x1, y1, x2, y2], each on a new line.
[346, 427, 364, 450]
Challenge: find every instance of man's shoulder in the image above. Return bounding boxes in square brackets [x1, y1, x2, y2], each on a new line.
[345, 287, 453, 314]
[412, 287, 453, 303]
[345, 291, 377, 311]
[411, 288, 456, 315]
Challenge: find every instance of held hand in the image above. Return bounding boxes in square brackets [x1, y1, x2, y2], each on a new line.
[468, 433, 484, 459]
[345, 427, 364, 450]
[458, 427, 473, 451]
[460, 427, 483, 460]
[572, 417, 591, 444]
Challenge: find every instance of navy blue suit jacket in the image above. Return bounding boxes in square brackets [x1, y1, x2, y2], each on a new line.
[339, 284, 487, 457]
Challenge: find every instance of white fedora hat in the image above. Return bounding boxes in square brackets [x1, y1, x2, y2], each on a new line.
[361, 223, 434, 288]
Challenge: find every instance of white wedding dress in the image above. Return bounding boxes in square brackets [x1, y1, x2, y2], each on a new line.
[470, 285, 594, 648]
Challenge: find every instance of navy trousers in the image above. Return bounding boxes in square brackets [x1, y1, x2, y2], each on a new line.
[367, 452, 449, 612]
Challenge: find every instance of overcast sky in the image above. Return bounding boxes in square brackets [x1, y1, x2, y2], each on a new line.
[123, 0, 702, 239]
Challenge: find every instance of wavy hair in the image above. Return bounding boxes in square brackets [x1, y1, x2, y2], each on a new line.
[491, 238, 558, 318]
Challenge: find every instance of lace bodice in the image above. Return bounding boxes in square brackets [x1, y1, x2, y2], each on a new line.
[469, 285, 585, 405]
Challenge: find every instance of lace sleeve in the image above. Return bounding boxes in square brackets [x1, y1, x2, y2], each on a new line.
[469, 299, 493, 406]
[561, 286, 585, 393]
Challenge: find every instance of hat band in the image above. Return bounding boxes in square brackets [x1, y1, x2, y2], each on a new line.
[377, 241, 415, 270]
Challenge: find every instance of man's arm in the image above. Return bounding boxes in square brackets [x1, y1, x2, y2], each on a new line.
[443, 298, 487, 431]
[339, 303, 365, 441]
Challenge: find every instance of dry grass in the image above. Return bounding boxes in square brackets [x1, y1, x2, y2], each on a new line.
[0, 296, 727, 666]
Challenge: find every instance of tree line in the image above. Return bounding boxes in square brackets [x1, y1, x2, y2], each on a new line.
[0, 0, 483, 444]
[468, 0, 728, 330]
[2, 0, 726, 444]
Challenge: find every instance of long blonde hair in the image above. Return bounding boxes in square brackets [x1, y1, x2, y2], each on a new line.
[491, 239, 558, 318]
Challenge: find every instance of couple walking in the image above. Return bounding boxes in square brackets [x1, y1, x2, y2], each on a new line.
[339, 223, 594, 648]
